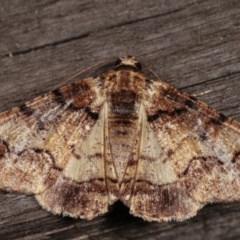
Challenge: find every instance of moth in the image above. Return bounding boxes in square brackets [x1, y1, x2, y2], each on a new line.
[0, 56, 240, 222]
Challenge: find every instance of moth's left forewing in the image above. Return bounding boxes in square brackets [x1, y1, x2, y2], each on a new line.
[129, 79, 240, 221]
[0, 76, 118, 219]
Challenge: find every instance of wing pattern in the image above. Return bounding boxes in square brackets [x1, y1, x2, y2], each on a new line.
[0, 77, 118, 219]
[129, 80, 240, 221]
[0, 56, 240, 221]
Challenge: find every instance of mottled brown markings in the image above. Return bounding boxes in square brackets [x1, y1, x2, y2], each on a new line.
[133, 179, 176, 196]
[37, 149, 61, 171]
[17, 147, 62, 171]
[120, 178, 132, 185]
[120, 142, 132, 149]
[19, 103, 34, 117]
[107, 177, 118, 184]
[133, 75, 143, 85]
[1, 56, 240, 222]
[88, 153, 103, 160]
[0, 145, 6, 158]
[54, 82, 96, 114]
[45, 177, 107, 215]
[133, 181, 192, 219]
[140, 155, 156, 162]
[70, 82, 90, 94]
[162, 150, 174, 163]
[72, 151, 81, 160]
[184, 99, 196, 108]
[181, 155, 222, 177]
[63, 82, 91, 97]
[32, 148, 45, 154]
[0, 139, 9, 158]
[60, 177, 106, 194]
[232, 151, 240, 163]
[67, 104, 99, 120]
[147, 107, 187, 122]
[112, 90, 137, 102]
[0, 139, 10, 152]
[145, 78, 154, 89]
[37, 120, 45, 131]
[210, 113, 228, 125]
[52, 89, 66, 105]
[135, 178, 154, 186]
[167, 149, 174, 158]
[133, 179, 191, 218]
[119, 71, 131, 88]
[218, 160, 224, 165]
[63, 176, 105, 185]
[70, 148, 103, 160]
[109, 73, 117, 82]
[67, 103, 80, 111]
[69, 144, 82, 160]
[127, 159, 136, 167]
[162, 86, 181, 101]
[162, 88, 198, 112]
[161, 188, 174, 206]
[119, 180, 134, 195]
[115, 129, 128, 135]
[84, 106, 99, 120]
[199, 131, 208, 141]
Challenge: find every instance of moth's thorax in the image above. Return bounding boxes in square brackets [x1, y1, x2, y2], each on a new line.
[104, 69, 145, 181]
[103, 69, 146, 96]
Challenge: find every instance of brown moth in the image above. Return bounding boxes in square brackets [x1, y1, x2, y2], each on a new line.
[0, 56, 240, 222]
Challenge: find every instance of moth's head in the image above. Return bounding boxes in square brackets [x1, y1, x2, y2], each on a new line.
[115, 56, 142, 71]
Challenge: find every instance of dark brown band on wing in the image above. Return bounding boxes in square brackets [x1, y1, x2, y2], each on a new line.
[67, 103, 99, 120]
[209, 113, 228, 125]
[84, 106, 99, 120]
[180, 156, 217, 177]
[37, 120, 45, 130]
[184, 99, 196, 108]
[232, 151, 240, 163]
[38, 175, 109, 218]
[131, 179, 195, 220]
[16, 147, 63, 172]
[52, 89, 66, 105]
[180, 152, 240, 177]
[147, 107, 187, 122]
[0, 139, 10, 158]
[19, 103, 35, 116]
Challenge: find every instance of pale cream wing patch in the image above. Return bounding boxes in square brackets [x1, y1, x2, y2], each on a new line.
[63, 105, 106, 182]
[0, 77, 117, 219]
[129, 80, 240, 222]
[135, 104, 177, 185]
[120, 104, 177, 206]
[37, 103, 118, 219]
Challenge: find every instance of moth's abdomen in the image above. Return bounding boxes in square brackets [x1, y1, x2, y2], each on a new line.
[108, 117, 139, 182]
[108, 89, 140, 182]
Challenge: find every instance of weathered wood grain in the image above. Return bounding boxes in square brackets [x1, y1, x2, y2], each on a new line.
[0, 0, 240, 239]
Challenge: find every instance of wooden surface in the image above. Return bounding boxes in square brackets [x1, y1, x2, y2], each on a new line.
[0, 0, 240, 239]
